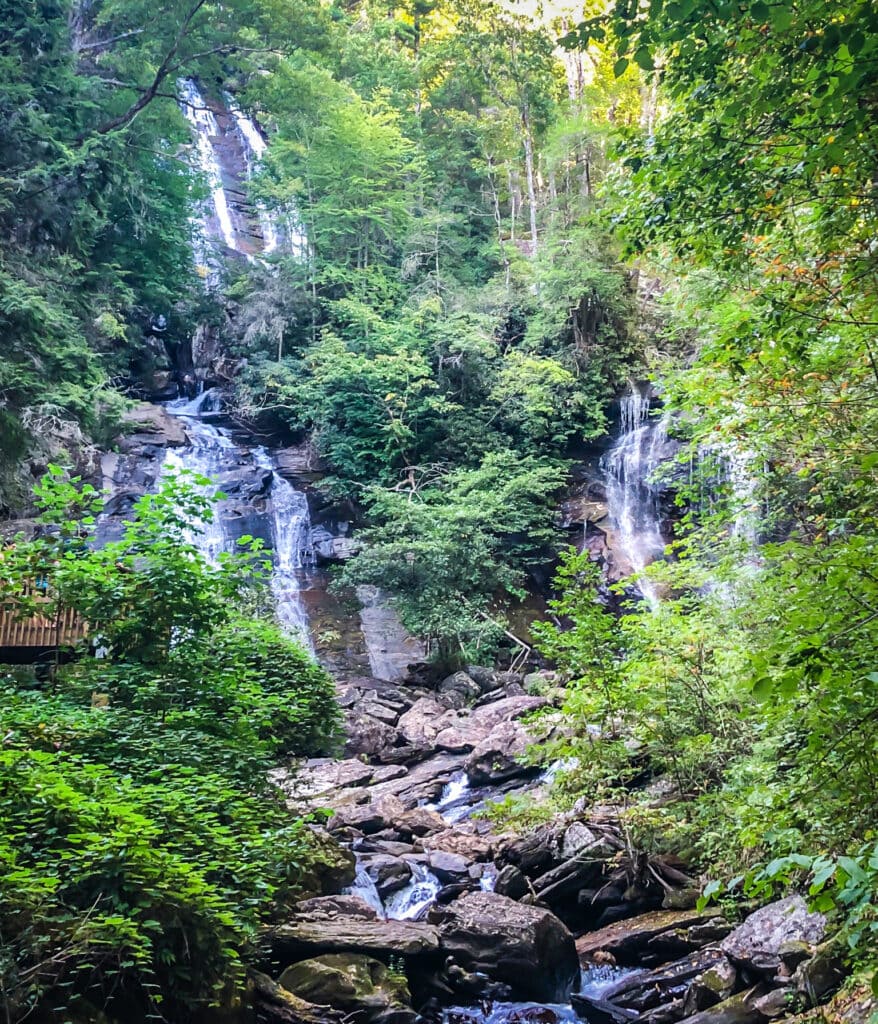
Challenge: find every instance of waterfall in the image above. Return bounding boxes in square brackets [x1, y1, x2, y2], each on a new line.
[600, 385, 670, 610]
[178, 78, 238, 264]
[343, 859, 442, 921]
[160, 399, 313, 648]
[253, 447, 315, 651]
[179, 78, 306, 270]
[223, 92, 280, 255]
[383, 863, 442, 921]
[344, 865, 386, 918]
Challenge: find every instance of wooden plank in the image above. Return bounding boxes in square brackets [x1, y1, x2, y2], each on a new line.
[0, 591, 86, 648]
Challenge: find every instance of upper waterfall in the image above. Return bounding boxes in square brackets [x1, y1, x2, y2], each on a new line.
[178, 78, 306, 274]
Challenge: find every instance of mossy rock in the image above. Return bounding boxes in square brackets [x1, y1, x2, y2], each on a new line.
[279, 954, 415, 1023]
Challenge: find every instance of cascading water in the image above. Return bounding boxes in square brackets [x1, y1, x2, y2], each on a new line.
[344, 864, 386, 918]
[383, 863, 442, 921]
[253, 447, 314, 650]
[600, 385, 670, 610]
[179, 77, 306, 269]
[343, 859, 442, 921]
[178, 78, 238, 264]
[223, 92, 279, 255]
[160, 395, 314, 648]
[442, 1002, 582, 1024]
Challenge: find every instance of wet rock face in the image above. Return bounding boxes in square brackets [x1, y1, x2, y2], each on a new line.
[431, 891, 580, 1004]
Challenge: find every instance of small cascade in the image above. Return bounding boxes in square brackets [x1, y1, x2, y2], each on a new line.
[253, 448, 315, 650]
[479, 864, 498, 892]
[343, 865, 386, 918]
[427, 772, 476, 823]
[579, 964, 644, 1001]
[442, 1002, 582, 1023]
[159, 415, 235, 565]
[383, 863, 442, 921]
[600, 385, 671, 609]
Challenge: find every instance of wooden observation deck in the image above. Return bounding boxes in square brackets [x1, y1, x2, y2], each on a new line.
[0, 584, 86, 651]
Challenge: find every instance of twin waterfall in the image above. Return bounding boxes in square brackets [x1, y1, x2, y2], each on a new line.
[172, 80, 682, 649]
[178, 78, 306, 272]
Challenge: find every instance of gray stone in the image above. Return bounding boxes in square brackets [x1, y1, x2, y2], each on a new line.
[272, 916, 441, 962]
[427, 851, 470, 881]
[562, 822, 600, 859]
[721, 897, 826, 968]
[433, 891, 579, 1003]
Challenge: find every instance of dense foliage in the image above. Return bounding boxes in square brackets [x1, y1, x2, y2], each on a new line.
[528, 0, 878, 971]
[4, 0, 878, 1010]
[0, 472, 340, 1021]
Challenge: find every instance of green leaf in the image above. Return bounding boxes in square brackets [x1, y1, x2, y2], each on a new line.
[634, 47, 655, 71]
[613, 57, 630, 77]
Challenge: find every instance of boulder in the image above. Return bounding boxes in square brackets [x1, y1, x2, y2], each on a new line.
[295, 895, 379, 920]
[249, 969, 345, 1024]
[432, 891, 579, 1003]
[272, 916, 441, 963]
[607, 948, 727, 1013]
[345, 713, 400, 762]
[464, 719, 536, 783]
[394, 807, 446, 839]
[438, 672, 482, 703]
[328, 805, 387, 835]
[465, 666, 504, 693]
[397, 698, 461, 749]
[673, 986, 768, 1024]
[120, 402, 188, 448]
[418, 829, 493, 861]
[278, 954, 416, 1023]
[721, 897, 826, 970]
[427, 851, 471, 882]
[364, 855, 412, 897]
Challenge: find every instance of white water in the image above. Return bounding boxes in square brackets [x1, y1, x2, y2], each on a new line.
[178, 78, 238, 260]
[253, 447, 314, 649]
[600, 386, 670, 610]
[160, 399, 313, 647]
[383, 862, 442, 921]
[344, 866, 386, 918]
[223, 92, 280, 255]
[344, 859, 443, 921]
[579, 964, 644, 1000]
[443, 1003, 582, 1023]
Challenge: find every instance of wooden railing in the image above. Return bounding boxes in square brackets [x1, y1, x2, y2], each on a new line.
[0, 584, 86, 648]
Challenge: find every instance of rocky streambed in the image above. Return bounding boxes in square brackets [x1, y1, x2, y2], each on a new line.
[93, 401, 850, 1024]
[253, 665, 846, 1024]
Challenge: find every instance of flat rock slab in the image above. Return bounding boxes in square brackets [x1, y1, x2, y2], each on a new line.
[577, 910, 718, 965]
[120, 403, 188, 447]
[272, 916, 441, 962]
